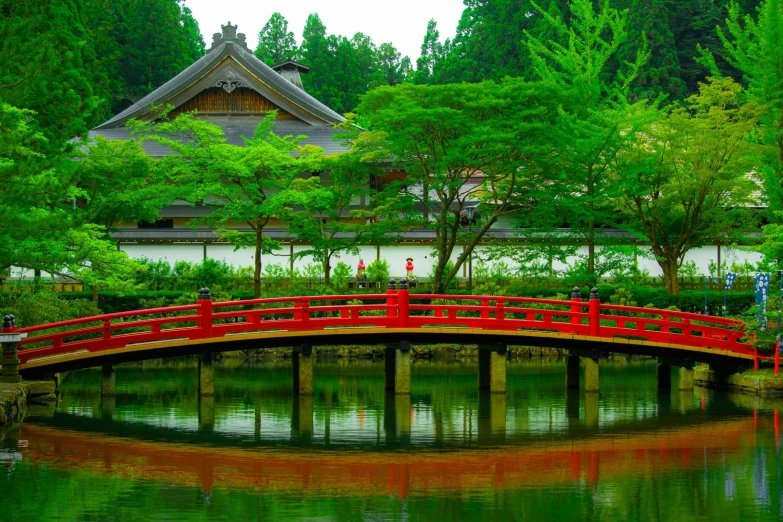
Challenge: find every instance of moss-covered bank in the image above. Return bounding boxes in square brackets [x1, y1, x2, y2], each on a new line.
[695, 368, 783, 397]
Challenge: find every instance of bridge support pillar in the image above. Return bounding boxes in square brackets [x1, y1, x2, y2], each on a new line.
[657, 363, 672, 389]
[478, 391, 506, 442]
[199, 395, 215, 433]
[584, 356, 599, 392]
[478, 343, 507, 393]
[101, 364, 115, 397]
[678, 366, 695, 391]
[565, 353, 580, 389]
[291, 395, 314, 442]
[198, 352, 215, 396]
[384, 393, 411, 446]
[293, 344, 314, 395]
[385, 341, 411, 394]
[101, 395, 116, 420]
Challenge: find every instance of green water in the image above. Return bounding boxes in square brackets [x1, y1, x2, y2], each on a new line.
[2, 358, 782, 521]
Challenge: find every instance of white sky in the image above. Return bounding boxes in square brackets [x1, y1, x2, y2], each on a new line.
[184, 0, 465, 61]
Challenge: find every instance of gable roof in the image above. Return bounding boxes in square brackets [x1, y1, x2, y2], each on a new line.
[94, 24, 345, 130]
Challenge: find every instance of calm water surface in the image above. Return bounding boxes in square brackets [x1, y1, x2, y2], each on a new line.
[2, 358, 782, 521]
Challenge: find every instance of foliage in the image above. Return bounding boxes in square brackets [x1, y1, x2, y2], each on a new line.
[75, 136, 173, 231]
[522, 0, 652, 282]
[275, 141, 404, 283]
[132, 110, 322, 298]
[357, 79, 557, 292]
[254, 12, 298, 66]
[365, 259, 390, 283]
[332, 262, 352, 288]
[0, 287, 101, 328]
[613, 77, 762, 295]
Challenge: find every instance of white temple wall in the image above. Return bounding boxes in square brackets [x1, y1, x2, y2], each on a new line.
[116, 243, 765, 279]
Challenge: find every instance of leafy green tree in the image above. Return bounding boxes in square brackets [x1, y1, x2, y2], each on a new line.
[613, 78, 762, 295]
[377, 43, 411, 85]
[273, 148, 402, 284]
[700, 0, 783, 222]
[523, 0, 650, 283]
[132, 110, 323, 298]
[75, 136, 173, 232]
[254, 12, 298, 66]
[356, 79, 556, 293]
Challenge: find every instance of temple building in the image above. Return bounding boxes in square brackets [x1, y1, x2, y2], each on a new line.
[89, 22, 753, 279]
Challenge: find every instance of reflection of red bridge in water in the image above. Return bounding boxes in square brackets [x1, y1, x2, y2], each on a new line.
[16, 416, 766, 497]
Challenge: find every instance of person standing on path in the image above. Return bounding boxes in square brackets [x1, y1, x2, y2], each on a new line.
[406, 258, 414, 280]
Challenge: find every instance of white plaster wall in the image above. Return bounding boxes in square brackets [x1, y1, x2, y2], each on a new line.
[121, 244, 203, 264]
[114, 242, 766, 280]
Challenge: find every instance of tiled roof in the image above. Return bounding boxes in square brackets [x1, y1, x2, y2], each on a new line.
[89, 118, 350, 156]
[94, 27, 345, 130]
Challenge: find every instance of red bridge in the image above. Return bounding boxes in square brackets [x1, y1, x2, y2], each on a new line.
[1, 282, 758, 394]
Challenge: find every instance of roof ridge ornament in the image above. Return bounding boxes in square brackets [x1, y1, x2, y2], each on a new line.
[210, 21, 249, 51]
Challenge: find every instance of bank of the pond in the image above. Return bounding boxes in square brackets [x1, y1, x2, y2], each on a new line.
[695, 367, 783, 397]
[0, 379, 58, 430]
[287, 344, 567, 359]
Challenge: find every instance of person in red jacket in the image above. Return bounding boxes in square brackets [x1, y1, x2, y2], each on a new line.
[406, 258, 414, 279]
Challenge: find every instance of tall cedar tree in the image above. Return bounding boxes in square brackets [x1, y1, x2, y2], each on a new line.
[356, 80, 556, 293]
[254, 12, 298, 66]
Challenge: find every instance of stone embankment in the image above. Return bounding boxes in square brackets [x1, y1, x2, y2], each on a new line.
[695, 368, 783, 397]
[0, 378, 59, 429]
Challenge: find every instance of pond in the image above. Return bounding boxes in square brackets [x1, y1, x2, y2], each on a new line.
[1, 358, 781, 521]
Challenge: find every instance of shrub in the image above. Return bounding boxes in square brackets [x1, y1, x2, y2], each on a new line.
[366, 259, 390, 283]
[332, 262, 352, 288]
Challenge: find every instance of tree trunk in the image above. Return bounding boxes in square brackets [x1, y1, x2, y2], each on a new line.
[254, 227, 263, 299]
[660, 258, 680, 296]
[92, 284, 99, 303]
[323, 249, 331, 285]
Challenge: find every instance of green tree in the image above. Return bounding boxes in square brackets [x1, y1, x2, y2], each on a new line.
[523, 0, 650, 283]
[700, 0, 783, 222]
[613, 78, 762, 295]
[274, 145, 403, 284]
[254, 12, 298, 66]
[619, 0, 686, 100]
[75, 136, 173, 232]
[0, 0, 102, 148]
[133, 110, 323, 298]
[415, 19, 444, 84]
[356, 79, 555, 293]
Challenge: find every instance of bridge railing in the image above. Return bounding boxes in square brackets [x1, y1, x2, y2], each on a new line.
[6, 282, 753, 367]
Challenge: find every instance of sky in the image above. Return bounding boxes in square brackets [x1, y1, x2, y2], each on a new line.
[184, 0, 465, 62]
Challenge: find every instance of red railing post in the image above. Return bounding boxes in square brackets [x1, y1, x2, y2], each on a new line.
[386, 278, 398, 319]
[198, 288, 213, 339]
[398, 279, 410, 327]
[496, 300, 505, 322]
[589, 287, 601, 337]
[300, 299, 310, 326]
[103, 319, 111, 341]
[570, 287, 582, 326]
